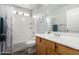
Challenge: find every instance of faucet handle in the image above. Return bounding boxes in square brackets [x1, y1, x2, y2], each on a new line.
[47, 31, 51, 34]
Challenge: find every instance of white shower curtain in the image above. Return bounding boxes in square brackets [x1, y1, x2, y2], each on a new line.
[0, 5, 13, 54]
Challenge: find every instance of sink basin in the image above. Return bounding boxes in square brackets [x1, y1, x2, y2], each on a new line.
[44, 33, 74, 39]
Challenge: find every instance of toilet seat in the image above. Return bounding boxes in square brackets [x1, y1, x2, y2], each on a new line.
[25, 40, 36, 47]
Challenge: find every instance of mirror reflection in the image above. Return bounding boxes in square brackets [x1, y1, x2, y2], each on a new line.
[33, 4, 79, 33]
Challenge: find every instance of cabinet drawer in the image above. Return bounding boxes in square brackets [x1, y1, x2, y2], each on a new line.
[47, 48, 57, 55]
[56, 44, 79, 55]
[36, 44, 41, 55]
[46, 40, 55, 50]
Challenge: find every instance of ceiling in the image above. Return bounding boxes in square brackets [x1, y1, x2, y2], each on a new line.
[14, 4, 42, 10]
[14, 4, 67, 14]
[14, 4, 67, 10]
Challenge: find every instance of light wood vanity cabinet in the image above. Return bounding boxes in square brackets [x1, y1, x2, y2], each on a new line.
[36, 36, 79, 55]
[36, 36, 57, 55]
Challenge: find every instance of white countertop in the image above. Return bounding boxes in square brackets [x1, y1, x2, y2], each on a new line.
[35, 33, 79, 50]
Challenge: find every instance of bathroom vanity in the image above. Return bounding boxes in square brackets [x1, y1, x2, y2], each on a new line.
[36, 33, 79, 55]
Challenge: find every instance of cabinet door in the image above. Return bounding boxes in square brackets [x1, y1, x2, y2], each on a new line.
[36, 44, 41, 55]
[56, 44, 79, 55]
[36, 36, 41, 55]
[47, 48, 58, 55]
[36, 37, 46, 55]
[46, 40, 55, 50]
[36, 43, 46, 55]
[40, 43, 46, 55]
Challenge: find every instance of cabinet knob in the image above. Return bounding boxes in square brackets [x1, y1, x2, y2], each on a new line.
[40, 38, 42, 43]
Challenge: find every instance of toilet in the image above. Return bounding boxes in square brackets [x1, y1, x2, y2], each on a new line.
[25, 40, 36, 54]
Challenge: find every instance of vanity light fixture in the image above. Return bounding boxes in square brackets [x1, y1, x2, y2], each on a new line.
[24, 13, 30, 16]
[22, 13, 24, 15]
[14, 10, 30, 16]
[18, 11, 22, 15]
[13, 10, 17, 14]
[16, 12, 18, 14]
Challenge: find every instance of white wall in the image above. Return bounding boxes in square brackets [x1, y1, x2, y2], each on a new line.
[67, 7, 79, 32]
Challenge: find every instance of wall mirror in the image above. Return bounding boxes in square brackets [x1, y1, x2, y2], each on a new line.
[45, 4, 79, 32]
